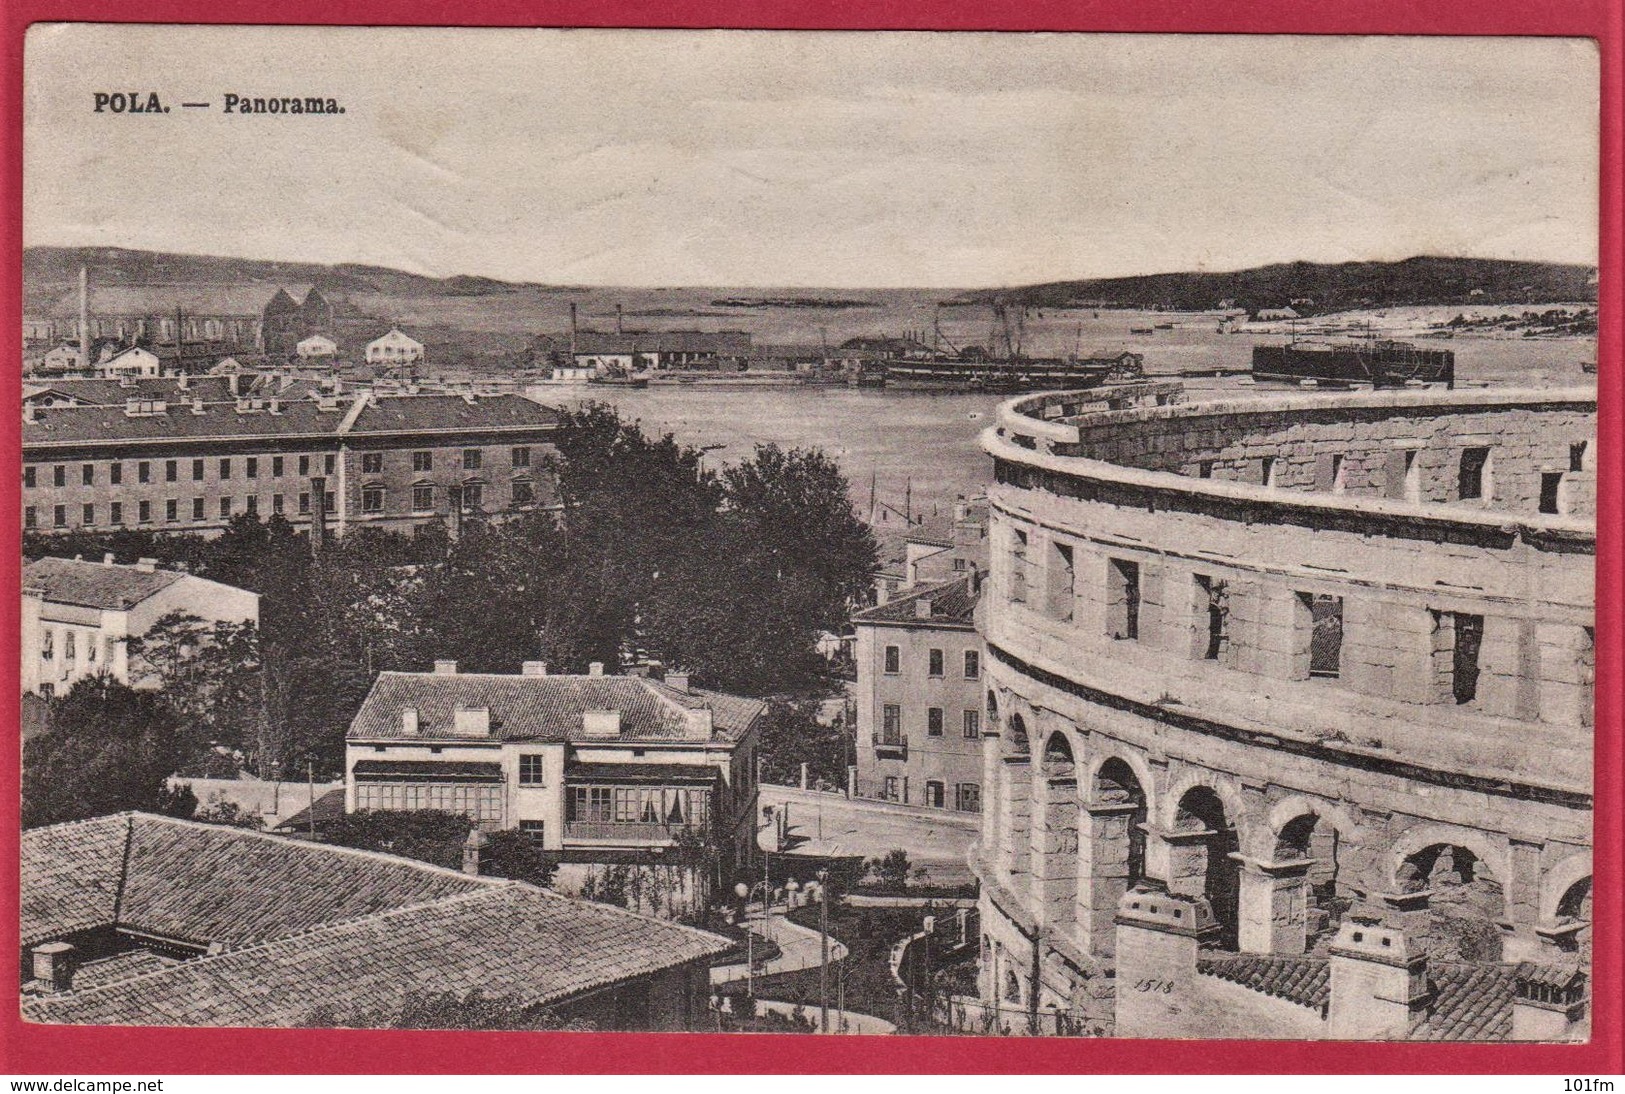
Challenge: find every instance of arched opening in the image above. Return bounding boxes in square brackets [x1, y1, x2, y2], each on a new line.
[1274, 813, 1353, 954]
[1172, 786, 1240, 949]
[1037, 733, 1079, 929]
[1555, 877, 1592, 967]
[997, 711, 1032, 887]
[1082, 757, 1149, 956]
[1398, 844, 1505, 961]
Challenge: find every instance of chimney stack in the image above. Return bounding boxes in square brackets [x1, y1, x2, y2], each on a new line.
[616, 302, 624, 335]
[569, 302, 578, 357]
[134, 557, 158, 574]
[461, 828, 489, 876]
[78, 265, 89, 376]
[401, 707, 420, 735]
[452, 706, 491, 737]
[32, 941, 76, 993]
[582, 709, 621, 737]
[665, 669, 690, 694]
[102, 553, 116, 566]
[434, 660, 459, 675]
[1326, 912, 1431, 1040]
[915, 598, 934, 620]
[521, 661, 549, 677]
[310, 475, 329, 554]
[588, 661, 605, 677]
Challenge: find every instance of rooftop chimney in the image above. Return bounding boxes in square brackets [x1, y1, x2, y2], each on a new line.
[102, 553, 116, 566]
[228, 373, 241, 398]
[452, 706, 491, 737]
[401, 707, 420, 735]
[32, 941, 75, 993]
[521, 661, 549, 677]
[915, 598, 934, 620]
[569, 302, 578, 357]
[582, 709, 621, 737]
[684, 707, 714, 740]
[134, 557, 158, 573]
[434, 660, 459, 675]
[665, 669, 690, 694]
[191, 397, 205, 415]
[588, 661, 605, 677]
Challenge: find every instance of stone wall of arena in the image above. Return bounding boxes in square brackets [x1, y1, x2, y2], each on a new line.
[971, 387, 1595, 1032]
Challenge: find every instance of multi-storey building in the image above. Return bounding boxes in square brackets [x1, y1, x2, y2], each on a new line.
[21, 555, 260, 697]
[343, 663, 763, 911]
[851, 574, 985, 813]
[22, 389, 561, 537]
[970, 387, 1594, 1039]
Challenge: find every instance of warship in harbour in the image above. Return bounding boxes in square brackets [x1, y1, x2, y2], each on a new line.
[1252, 336, 1455, 388]
[882, 304, 1146, 393]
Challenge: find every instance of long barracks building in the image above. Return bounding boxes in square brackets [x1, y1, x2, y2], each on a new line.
[22, 386, 561, 537]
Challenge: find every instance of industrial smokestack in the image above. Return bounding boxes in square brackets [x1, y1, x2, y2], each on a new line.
[310, 475, 329, 554]
[616, 303, 623, 335]
[568, 303, 578, 357]
[78, 266, 89, 372]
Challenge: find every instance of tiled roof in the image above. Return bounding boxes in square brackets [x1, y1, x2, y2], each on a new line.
[21, 814, 730, 1027]
[852, 575, 979, 627]
[23, 392, 558, 450]
[114, 815, 487, 948]
[347, 672, 763, 744]
[1411, 962, 1518, 1041]
[23, 556, 184, 610]
[23, 376, 243, 405]
[271, 787, 347, 833]
[566, 762, 721, 784]
[346, 393, 560, 436]
[1197, 952, 1330, 1011]
[20, 814, 131, 947]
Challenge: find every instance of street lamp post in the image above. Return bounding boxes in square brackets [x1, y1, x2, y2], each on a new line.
[733, 881, 753, 1001]
[817, 867, 830, 1033]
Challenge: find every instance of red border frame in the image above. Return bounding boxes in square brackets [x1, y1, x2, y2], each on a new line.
[2, 0, 1619, 1075]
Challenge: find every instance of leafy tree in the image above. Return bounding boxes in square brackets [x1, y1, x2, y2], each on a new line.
[482, 829, 561, 888]
[318, 809, 473, 871]
[22, 677, 198, 828]
[865, 849, 914, 895]
[756, 698, 851, 788]
[128, 611, 264, 773]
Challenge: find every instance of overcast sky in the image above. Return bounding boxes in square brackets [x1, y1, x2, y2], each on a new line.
[24, 27, 1600, 288]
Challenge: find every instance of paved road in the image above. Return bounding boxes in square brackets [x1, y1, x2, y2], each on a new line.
[761, 785, 977, 886]
[711, 907, 848, 985]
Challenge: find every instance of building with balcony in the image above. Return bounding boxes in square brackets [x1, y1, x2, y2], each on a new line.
[343, 663, 764, 914]
[21, 554, 260, 697]
[852, 574, 985, 813]
[21, 812, 727, 1029]
[22, 388, 560, 538]
[971, 387, 1594, 1039]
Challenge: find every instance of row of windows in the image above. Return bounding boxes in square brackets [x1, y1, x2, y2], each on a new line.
[882, 645, 980, 679]
[26, 492, 336, 529]
[880, 704, 980, 740]
[1195, 440, 1589, 516]
[24, 446, 536, 490]
[38, 627, 112, 664]
[1015, 541, 1548, 707]
[362, 480, 536, 514]
[355, 781, 504, 821]
[880, 776, 981, 812]
[25, 454, 336, 489]
[568, 785, 710, 826]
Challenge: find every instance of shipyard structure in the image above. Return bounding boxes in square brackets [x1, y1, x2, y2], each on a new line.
[970, 387, 1595, 1039]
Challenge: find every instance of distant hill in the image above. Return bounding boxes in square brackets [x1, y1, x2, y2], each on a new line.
[22, 246, 532, 301]
[954, 257, 1598, 313]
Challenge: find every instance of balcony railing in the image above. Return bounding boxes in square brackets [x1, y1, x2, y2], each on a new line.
[872, 733, 908, 758]
[564, 820, 703, 843]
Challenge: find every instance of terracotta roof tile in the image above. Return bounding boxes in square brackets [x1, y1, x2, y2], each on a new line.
[1411, 962, 1518, 1041]
[852, 575, 979, 627]
[21, 813, 732, 1028]
[347, 672, 762, 744]
[1197, 952, 1330, 1010]
[23, 556, 185, 610]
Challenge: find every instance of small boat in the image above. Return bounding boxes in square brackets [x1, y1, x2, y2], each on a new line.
[1130, 327, 1155, 335]
[1154, 323, 1174, 330]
